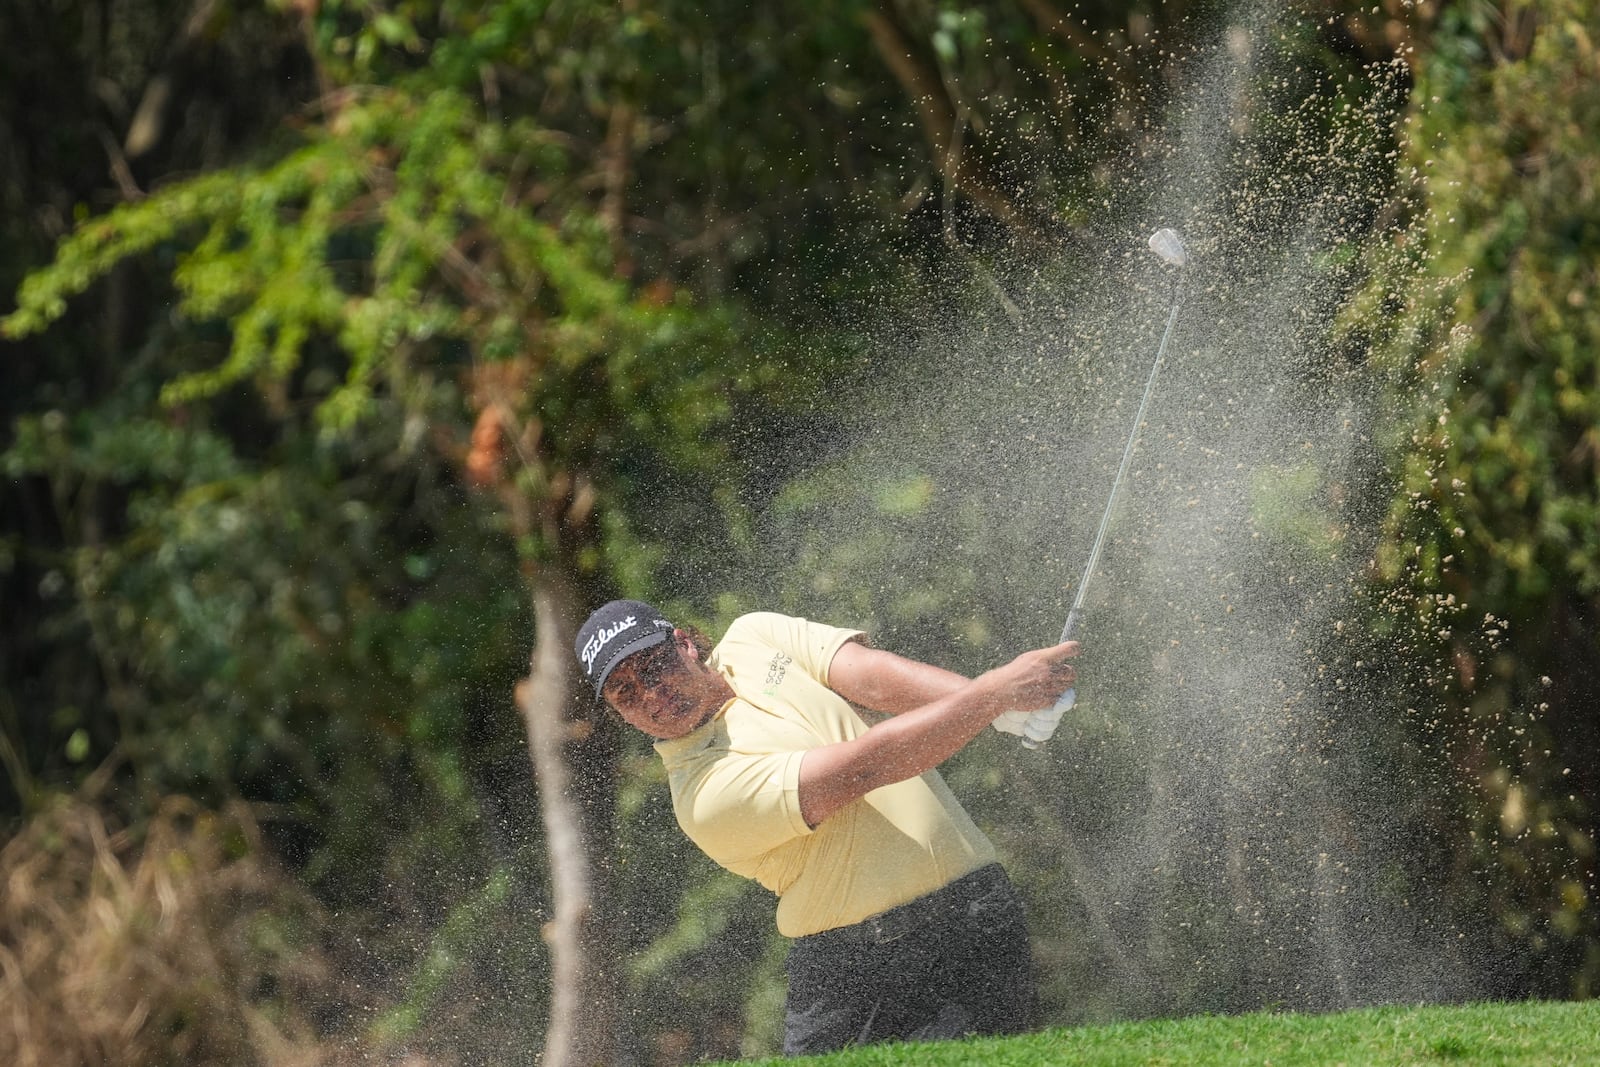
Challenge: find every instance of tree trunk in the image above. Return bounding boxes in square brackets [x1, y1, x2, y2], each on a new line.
[515, 567, 625, 1067]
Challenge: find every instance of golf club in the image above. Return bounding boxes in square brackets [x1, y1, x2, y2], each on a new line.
[1022, 228, 1191, 749]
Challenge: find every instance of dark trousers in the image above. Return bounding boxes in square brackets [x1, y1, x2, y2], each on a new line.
[782, 863, 1037, 1055]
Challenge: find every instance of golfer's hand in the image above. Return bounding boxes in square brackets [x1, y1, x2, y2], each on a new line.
[990, 642, 1080, 745]
[983, 641, 1079, 712]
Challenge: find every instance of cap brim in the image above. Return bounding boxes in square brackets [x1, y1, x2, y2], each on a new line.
[593, 628, 671, 698]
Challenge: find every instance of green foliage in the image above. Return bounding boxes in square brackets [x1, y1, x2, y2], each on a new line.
[1367, 0, 1600, 997]
[1, 84, 708, 455]
[367, 865, 516, 1046]
[1250, 461, 1346, 562]
[4, 2, 775, 1058]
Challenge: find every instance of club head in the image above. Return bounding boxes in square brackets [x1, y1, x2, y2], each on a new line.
[1148, 228, 1188, 268]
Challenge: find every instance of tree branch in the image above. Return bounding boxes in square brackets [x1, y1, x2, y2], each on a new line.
[861, 8, 1039, 240]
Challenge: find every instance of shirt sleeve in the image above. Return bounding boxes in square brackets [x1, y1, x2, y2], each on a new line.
[676, 749, 812, 867]
[729, 612, 864, 688]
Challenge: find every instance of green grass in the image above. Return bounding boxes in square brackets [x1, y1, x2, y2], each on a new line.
[732, 1000, 1600, 1066]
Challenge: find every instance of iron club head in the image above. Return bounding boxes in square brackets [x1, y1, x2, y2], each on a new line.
[1148, 228, 1189, 268]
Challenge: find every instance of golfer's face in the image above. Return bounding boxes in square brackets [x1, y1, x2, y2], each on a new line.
[602, 639, 704, 738]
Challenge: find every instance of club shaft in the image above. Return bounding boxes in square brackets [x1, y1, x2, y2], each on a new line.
[1059, 274, 1186, 644]
[1026, 249, 1188, 751]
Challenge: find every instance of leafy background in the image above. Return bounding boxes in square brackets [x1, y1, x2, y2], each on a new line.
[3, 1, 1597, 1063]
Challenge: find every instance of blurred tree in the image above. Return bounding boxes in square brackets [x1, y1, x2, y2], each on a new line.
[0, 6, 560, 1054]
[0, 0, 315, 813]
[4, 17, 717, 1067]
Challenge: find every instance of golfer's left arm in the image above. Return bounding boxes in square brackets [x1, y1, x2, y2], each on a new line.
[827, 638, 969, 714]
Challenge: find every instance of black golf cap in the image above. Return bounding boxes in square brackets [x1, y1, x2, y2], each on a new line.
[575, 599, 676, 699]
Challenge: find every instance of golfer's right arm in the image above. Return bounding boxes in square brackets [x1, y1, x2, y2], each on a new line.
[796, 641, 1078, 827]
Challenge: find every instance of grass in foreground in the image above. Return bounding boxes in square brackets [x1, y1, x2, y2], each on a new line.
[734, 999, 1599, 1067]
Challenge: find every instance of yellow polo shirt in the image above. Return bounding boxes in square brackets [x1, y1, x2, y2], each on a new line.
[653, 612, 996, 937]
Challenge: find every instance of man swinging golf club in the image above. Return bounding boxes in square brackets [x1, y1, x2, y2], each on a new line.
[575, 602, 1079, 1054]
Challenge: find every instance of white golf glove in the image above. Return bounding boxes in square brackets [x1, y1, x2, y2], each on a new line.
[1018, 688, 1077, 747]
[991, 708, 1036, 736]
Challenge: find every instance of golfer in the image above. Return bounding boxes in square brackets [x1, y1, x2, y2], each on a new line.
[574, 600, 1079, 1053]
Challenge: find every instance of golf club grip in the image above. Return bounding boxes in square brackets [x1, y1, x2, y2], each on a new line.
[1021, 603, 1083, 749]
[1058, 608, 1082, 645]
[1020, 687, 1076, 750]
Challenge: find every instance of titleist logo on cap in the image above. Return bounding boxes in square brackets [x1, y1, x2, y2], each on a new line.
[580, 613, 671, 671]
[581, 615, 638, 669]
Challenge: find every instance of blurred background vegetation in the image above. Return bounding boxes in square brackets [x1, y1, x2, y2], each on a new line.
[2, 0, 1596, 1064]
